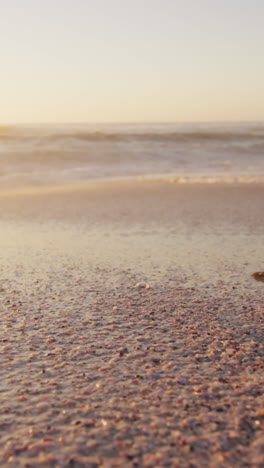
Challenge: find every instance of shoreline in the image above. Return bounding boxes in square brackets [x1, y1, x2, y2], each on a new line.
[0, 173, 264, 198]
[0, 177, 263, 291]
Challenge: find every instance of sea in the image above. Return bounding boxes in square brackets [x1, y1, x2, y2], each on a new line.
[0, 122, 264, 186]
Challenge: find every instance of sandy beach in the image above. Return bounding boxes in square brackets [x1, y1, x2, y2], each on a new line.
[0, 180, 263, 467]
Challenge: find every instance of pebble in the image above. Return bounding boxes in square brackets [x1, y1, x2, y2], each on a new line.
[252, 272, 264, 282]
[135, 282, 150, 290]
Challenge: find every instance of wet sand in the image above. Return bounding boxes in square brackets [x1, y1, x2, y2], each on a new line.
[0, 180, 263, 467]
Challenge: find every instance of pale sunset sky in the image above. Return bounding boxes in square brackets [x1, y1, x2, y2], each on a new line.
[1, 0, 263, 123]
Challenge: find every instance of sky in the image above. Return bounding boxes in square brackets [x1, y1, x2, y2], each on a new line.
[1, 0, 263, 123]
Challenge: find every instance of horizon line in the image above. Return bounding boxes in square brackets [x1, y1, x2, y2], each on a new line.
[1, 119, 264, 126]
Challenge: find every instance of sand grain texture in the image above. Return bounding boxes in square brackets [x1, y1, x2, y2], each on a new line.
[0, 181, 263, 467]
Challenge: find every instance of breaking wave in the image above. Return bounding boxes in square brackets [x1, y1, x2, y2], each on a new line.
[0, 122, 264, 186]
[1, 123, 264, 144]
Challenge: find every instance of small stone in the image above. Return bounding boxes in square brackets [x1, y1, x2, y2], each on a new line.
[119, 347, 128, 357]
[152, 358, 161, 365]
[252, 272, 264, 282]
[135, 282, 150, 290]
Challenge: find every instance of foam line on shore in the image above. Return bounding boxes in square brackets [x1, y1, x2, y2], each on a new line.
[0, 173, 264, 198]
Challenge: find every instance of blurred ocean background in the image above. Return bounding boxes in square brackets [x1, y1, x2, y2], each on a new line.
[0, 122, 264, 186]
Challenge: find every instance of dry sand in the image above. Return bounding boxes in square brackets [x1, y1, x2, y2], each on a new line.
[0, 180, 263, 467]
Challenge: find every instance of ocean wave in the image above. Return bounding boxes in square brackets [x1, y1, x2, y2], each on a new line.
[1, 123, 263, 184]
[1, 124, 264, 144]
